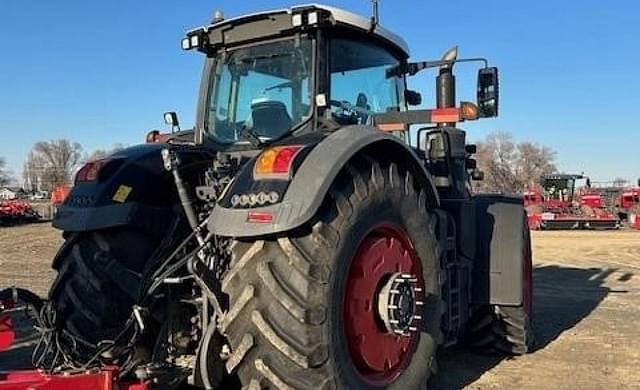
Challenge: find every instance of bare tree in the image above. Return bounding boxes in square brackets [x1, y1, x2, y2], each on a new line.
[23, 140, 83, 192]
[0, 157, 11, 186]
[475, 131, 556, 193]
[85, 143, 127, 162]
[516, 141, 556, 188]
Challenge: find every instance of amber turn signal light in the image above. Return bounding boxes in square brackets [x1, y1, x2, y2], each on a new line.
[254, 145, 303, 179]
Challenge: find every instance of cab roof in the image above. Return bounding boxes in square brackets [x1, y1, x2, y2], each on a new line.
[191, 3, 410, 57]
[542, 174, 585, 181]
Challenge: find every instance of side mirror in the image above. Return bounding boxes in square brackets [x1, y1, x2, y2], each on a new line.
[405, 90, 422, 106]
[477, 67, 499, 118]
[163, 112, 180, 132]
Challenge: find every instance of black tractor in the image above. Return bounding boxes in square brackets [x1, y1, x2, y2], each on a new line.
[3, 4, 533, 389]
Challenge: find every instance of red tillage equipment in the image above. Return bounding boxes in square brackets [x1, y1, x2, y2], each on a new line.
[524, 174, 619, 230]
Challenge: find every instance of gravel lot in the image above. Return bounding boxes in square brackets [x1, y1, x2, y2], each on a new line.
[0, 224, 639, 389]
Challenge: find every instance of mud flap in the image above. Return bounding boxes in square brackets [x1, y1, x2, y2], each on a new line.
[473, 195, 526, 306]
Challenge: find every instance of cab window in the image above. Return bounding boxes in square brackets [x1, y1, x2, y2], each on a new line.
[330, 38, 404, 125]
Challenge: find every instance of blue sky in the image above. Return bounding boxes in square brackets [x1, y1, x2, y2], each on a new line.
[1, 1, 639, 183]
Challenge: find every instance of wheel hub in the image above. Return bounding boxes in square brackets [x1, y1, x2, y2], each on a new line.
[377, 273, 422, 336]
[343, 224, 424, 385]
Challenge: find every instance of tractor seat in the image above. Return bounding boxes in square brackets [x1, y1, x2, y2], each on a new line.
[251, 101, 293, 138]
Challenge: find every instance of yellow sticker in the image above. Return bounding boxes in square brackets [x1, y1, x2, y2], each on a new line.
[112, 185, 132, 203]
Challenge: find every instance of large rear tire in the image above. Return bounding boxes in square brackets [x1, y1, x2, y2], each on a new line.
[48, 228, 155, 346]
[465, 215, 534, 355]
[221, 158, 443, 389]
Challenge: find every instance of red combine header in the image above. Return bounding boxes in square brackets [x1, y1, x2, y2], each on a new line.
[525, 174, 619, 230]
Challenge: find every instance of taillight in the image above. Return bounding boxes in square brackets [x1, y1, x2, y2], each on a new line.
[254, 145, 303, 179]
[75, 159, 108, 183]
[145, 130, 170, 143]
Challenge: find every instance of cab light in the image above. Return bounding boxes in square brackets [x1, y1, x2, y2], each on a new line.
[75, 159, 108, 183]
[254, 145, 303, 179]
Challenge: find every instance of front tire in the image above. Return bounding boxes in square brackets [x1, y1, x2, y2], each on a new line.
[221, 158, 443, 389]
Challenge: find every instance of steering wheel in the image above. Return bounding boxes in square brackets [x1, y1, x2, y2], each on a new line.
[330, 100, 362, 125]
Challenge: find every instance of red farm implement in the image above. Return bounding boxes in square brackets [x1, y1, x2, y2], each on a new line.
[524, 174, 619, 230]
[630, 213, 640, 230]
[0, 201, 40, 226]
[614, 180, 640, 224]
[0, 289, 149, 390]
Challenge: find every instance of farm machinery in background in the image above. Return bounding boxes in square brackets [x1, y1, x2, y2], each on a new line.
[0, 3, 533, 389]
[524, 174, 619, 230]
[615, 180, 640, 229]
[614, 179, 640, 226]
[0, 201, 40, 226]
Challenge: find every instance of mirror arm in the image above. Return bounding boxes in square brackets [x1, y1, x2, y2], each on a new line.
[387, 57, 489, 78]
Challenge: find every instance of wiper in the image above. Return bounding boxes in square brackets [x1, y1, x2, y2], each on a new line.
[239, 125, 263, 148]
[264, 81, 294, 92]
[237, 53, 293, 63]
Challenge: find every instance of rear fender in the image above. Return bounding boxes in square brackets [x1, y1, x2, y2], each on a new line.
[208, 125, 440, 237]
[53, 144, 212, 235]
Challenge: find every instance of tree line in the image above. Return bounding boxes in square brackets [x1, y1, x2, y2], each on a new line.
[2, 131, 557, 194]
[18, 140, 125, 192]
[473, 131, 557, 193]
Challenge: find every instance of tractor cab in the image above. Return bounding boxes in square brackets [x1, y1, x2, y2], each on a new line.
[182, 4, 413, 146]
[539, 174, 589, 208]
[182, 3, 498, 157]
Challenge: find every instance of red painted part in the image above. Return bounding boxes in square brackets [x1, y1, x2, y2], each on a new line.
[50, 186, 71, 206]
[527, 214, 542, 230]
[620, 189, 640, 210]
[579, 193, 604, 208]
[431, 107, 460, 123]
[0, 369, 149, 390]
[0, 300, 15, 352]
[344, 223, 423, 386]
[0, 201, 39, 221]
[523, 189, 543, 207]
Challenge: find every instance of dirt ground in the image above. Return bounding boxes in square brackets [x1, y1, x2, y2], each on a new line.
[0, 224, 639, 389]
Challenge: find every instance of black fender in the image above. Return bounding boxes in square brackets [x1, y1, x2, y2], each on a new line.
[208, 125, 440, 237]
[53, 143, 213, 235]
[472, 194, 528, 306]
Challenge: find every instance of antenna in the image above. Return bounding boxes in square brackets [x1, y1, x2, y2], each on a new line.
[371, 0, 380, 29]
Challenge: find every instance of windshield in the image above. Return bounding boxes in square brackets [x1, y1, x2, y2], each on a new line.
[543, 178, 576, 201]
[206, 38, 313, 143]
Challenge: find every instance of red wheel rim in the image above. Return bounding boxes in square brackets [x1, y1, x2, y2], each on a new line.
[344, 223, 424, 385]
